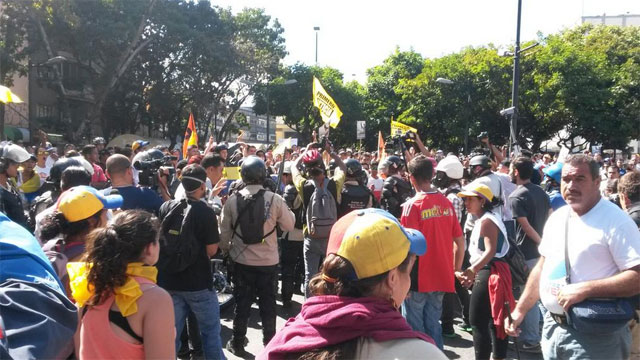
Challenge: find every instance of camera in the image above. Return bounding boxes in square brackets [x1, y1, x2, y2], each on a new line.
[500, 107, 515, 117]
[387, 131, 416, 154]
[133, 151, 176, 188]
[477, 131, 489, 141]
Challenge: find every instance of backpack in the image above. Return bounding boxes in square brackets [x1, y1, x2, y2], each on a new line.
[42, 238, 86, 288]
[503, 236, 530, 287]
[157, 199, 200, 274]
[306, 179, 337, 239]
[232, 189, 275, 245]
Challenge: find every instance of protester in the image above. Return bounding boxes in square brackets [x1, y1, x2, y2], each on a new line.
[380, 155, 413, 218]
[71, 210, 175, 359]
[506, 154, 640, 359]
[338, 158, 376, 218]
[81, 144, 108, 189]
[508, 156, 551, 353]
[291, 143, 346, 298]
[367, 160, 384, 201]
[17, 154, 41, 203]
[457, 183, 513, 360]
[542, 161, 567, 210]
[618, 170, 640, 228]
[157, 164, 225, 359]
[35, 146, 51, 182]
[279, 161, 305, 308]
[400, 155, 465, 349]
[260, 208, 446, 360]
[0, 143, 32, 228]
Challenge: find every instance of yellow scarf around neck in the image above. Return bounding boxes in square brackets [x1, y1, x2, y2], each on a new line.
[67, 262, 158, 317]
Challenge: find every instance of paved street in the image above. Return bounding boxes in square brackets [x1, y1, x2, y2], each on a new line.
[219, 286, 544, 360]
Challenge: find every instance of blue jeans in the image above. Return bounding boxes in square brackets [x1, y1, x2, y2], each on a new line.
[303, 237, 328, 298]
[517, 257, 543, 344]
[402, 291, 445, 349]
[541, 311, 631, 360]
[171, 289, 225, 360]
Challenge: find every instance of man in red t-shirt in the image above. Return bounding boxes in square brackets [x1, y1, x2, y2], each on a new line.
[400, 155, 465, 350]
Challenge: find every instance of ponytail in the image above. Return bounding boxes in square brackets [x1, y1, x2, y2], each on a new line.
[85, 210, 159, 305]
[40, 210, 103, 242]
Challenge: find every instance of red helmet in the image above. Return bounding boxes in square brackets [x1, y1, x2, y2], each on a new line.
[302, 149, 322, 166]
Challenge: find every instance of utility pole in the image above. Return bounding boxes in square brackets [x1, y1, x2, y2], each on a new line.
[509, 0, 522, 157]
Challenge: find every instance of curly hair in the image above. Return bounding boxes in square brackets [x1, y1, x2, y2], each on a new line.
[618, 170, 640, 203]
[39, 209, 104, 242]
[85, 210, 159, 306]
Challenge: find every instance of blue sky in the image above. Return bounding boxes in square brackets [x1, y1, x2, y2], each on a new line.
[214, 0, 640, 83]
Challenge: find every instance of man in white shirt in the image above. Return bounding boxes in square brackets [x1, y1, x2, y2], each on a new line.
[505, 154, 640, 359]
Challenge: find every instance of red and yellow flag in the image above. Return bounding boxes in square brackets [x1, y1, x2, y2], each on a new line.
[378, 131, 386, 163]
[182, 113, 198, 158]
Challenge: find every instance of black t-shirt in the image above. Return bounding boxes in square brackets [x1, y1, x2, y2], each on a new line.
[157, 199, 220, 291]
[509, 182, 550, 260]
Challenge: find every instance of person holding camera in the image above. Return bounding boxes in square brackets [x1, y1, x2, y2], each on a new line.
[103, 154, 169, 214]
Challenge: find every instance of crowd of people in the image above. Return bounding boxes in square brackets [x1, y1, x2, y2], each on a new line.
[1, 130, 639, 360]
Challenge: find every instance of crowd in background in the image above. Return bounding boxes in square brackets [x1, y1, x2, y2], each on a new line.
[1, 130, 639, 360]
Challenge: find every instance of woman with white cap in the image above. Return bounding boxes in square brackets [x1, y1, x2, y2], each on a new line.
[457, 183, 513, 360]
[0, 143, 33, 227]
[260, 208, 447, 360]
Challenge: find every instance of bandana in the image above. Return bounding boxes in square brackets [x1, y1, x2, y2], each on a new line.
[67, 262, 157, 317]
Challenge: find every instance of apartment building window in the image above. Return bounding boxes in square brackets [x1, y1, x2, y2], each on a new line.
[37, 104, 56, 118]
[256, 132, 266, 141]
[258, 119, 267, 127]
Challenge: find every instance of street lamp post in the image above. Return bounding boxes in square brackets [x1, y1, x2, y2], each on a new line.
[509, 0, 523, 156]
[314, 27, 320, 65]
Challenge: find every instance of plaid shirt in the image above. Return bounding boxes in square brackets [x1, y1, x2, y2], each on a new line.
[444, 183, 464, 223]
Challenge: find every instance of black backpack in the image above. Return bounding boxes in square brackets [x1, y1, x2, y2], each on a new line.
[503, 236, 530, 287]
[157, 199, 201, 274]
[233, 189, 275, 245]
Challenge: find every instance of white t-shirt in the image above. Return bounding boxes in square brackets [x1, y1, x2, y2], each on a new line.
[367, 176, 383, 192]
[35, 164, 50, 182]
[538, 198, 640, 315]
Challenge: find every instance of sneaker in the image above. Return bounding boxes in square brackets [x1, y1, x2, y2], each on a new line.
[225, 339, 246, 356]
[441, 324, 457, 338]
[457, 323, 473, 333]
[520, 342, 542, 354]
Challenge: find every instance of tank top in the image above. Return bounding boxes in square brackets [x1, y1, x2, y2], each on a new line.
[468, 211, 510, 264]
[78, 277, 155, 359]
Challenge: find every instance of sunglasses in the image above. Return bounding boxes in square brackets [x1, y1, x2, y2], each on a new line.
[38, 151, 49, 155]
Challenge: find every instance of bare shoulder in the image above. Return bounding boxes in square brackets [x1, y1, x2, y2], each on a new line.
[138, 285, 173, 309]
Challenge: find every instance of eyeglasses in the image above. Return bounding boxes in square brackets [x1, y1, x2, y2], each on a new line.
[38, 151, 49, 155]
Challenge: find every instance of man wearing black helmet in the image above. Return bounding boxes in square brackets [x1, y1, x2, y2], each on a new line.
[338, 158, 377, 218]
[220, 156, 295, 355]
[380, 155, 414, 218]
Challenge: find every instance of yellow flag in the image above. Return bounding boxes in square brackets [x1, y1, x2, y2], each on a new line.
[313, 77, 343, 128]
[390, 120, 417, 137]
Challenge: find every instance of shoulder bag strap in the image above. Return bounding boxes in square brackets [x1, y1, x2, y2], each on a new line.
[564, 212, 571, 284]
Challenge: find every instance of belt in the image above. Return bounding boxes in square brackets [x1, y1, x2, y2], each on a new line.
[550, 312, 568, 326]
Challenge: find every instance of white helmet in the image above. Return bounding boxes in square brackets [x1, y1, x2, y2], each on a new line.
[435, 155, 464, 180]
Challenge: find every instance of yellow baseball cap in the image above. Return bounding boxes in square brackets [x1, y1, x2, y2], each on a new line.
[327, 208, 426, 280]
[457, 183, 494, 202]
[56, 185, 123, 222]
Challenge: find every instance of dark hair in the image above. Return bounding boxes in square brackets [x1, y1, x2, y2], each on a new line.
[606, 179, 618, 194]
[500, 159, 511, 168]
[85, 210, 159, 306]
[300, 253, 413, 360]
[176, 159, 189, 171]
[565, 154, 600, 180]
[407, 155, 433, 183]
[512, 156, 534, 180]
[618, 171, 640, 203]
[81, 144, 96, 157]
[308, 253, 413, 298]
[65, 150, 79, 157]
[116, 147, 133, 158]
[106, 154, 131, 176]
[60, 166, 92, 191]
[201, 153, 224, 169]
[181, 164, 207, 192]
[40, 209, 104, 242]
